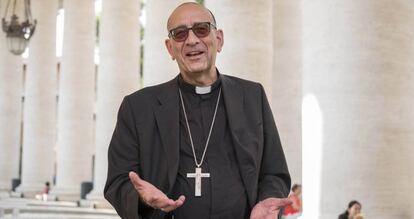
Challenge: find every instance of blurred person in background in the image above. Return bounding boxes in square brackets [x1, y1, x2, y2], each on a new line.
[282, 184, 302, 219]
[338, 200, 362, 219]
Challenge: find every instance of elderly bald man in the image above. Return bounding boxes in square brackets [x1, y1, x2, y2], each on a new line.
[104, 2, 291, 219]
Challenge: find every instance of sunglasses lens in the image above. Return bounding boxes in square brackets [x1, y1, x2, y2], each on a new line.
[173, 28, 189, 42]
[193, 23, 211, 38]
[170, 22, 213, 42]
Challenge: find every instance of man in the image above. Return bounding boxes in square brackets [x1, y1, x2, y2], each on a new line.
[104, 2, 291, 219]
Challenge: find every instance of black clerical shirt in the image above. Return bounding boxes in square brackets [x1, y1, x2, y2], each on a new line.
[171, 75, 249, 219]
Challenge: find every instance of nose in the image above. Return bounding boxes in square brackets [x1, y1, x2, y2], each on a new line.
[185, 29, 200, 45]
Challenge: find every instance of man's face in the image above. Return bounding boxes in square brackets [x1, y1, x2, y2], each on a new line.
[165, 4, 223, 77]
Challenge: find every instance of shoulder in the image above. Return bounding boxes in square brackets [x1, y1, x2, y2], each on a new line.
[338, 213, 347, 219]
[221, 74, 264, 96]
[117, 77, 178, 122]
[125, 77, 177, 105]
[221, 74, 263, 88]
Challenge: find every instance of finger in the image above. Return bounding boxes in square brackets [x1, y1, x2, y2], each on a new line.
[268, 205, 278, 212]
[265, 198, 292, 208]
[129, 172, 150, 193]
[277, 198, 292, 207]
[129, 171, 142, 187]
[162, 205, 175, 212]
[153, 197, 175, 209]
[174, 195, 186, 207]
[162, 203, 180, 212]
[267, 206, 280, 214]
[157, 195, 184, 209]
[160, 195, 186, 212]
[156, 200, 176, 212]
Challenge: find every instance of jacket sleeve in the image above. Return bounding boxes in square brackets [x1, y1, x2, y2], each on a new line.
[257, 84, 291, 202]
[104, 96, 142, 219]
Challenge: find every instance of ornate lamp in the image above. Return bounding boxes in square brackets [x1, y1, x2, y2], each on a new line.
[2, 0, 37, 55]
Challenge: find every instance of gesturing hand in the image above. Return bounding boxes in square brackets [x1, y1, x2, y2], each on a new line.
[250, 197, 292, 219]
[129, 171, 185, 212]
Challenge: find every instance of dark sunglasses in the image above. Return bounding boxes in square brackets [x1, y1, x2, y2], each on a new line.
[168, 22, 217, 42]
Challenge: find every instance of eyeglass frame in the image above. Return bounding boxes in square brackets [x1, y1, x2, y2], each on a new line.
[168, 22, 217, 42]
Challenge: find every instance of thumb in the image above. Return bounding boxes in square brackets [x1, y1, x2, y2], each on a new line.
[277, 198, 293, 207]
[264, 198, 292, 208]
[129, 171, 143, 187]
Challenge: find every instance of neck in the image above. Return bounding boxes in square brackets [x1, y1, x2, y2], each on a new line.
[180, 69, 217, 87]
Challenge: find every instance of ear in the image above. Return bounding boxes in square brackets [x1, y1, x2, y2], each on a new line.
[216, 29, 224, 53]
[165, 39, 175, 60]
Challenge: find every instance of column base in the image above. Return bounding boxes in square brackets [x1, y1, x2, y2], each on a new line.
[0, 190, 10, 199]
[49, 186, 81, 202]
[85, 189, 112, 209]
[0, 181, 11, 191]
[85, 188, 104, 200]
[15, 183, 44, 198]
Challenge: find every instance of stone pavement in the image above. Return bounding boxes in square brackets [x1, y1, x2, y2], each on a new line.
[0, 196, 120, 219]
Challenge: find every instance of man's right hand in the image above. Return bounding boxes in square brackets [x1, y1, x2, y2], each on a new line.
[129, 171, 185, 212]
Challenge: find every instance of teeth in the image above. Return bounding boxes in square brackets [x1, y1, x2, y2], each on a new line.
[187, 51, 203, 56]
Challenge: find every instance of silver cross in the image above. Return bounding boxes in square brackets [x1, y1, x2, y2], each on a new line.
[187, 167, 210, 196]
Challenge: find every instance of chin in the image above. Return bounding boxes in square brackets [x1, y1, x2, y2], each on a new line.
[187, 65, 208, 73]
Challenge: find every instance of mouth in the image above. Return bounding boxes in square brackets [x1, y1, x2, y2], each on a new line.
[185, 51, 204, 58]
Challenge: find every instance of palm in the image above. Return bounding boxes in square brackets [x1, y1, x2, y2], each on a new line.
[250, 198, 292, 219]
[129, 172, 185, 212]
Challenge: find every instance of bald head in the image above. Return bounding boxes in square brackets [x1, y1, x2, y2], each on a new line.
[167, 2, 216, 31]
[164, 1, 224, 86]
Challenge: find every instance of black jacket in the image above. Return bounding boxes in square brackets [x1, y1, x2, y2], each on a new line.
[104, 74, 291, 219]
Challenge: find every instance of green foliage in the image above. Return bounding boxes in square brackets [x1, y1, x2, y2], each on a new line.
[96, 15, 100, 44]
[140, 25, 144, 80]
[195, 0, 204, 5]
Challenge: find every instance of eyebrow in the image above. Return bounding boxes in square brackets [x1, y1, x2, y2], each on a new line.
[169, 22, 211, 31]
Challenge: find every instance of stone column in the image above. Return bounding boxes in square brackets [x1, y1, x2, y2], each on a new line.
[272, 0, 302, 186]
[51, 0, 95, 200]
[143, 0, 193, 87]
[15, 0, 58, 197]
[205, 0, 273, 95]
[86, 0, 140, 202]
[302, 1, 414, 218]
[0, 0, 23, 192]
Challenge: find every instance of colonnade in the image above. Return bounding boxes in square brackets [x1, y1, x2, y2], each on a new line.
[15, 0, 58, 196]
[302, 0, 414, 218]
[2, 0, 412, 218]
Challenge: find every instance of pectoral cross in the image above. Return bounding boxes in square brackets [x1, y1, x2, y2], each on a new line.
[187, 167, 210, 197]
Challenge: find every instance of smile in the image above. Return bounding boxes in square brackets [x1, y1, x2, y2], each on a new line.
[186, 51, 204, 57]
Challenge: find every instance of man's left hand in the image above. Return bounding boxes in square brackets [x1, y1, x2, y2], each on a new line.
[250, 197, 292, 219]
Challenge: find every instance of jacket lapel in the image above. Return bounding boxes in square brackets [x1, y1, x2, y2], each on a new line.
[154, 77, 180, 193]
[221, 75, 258, 207]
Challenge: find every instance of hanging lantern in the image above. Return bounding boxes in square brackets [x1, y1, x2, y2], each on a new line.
[2, 0, 37, 55]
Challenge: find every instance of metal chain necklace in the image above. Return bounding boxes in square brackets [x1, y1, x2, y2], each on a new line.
[178, 87, 221, 196]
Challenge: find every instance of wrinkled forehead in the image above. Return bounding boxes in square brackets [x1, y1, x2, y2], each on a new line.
[167, 4, 214, 30]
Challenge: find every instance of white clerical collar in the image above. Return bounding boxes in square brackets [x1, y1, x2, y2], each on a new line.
[195, 86, 211, 94]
